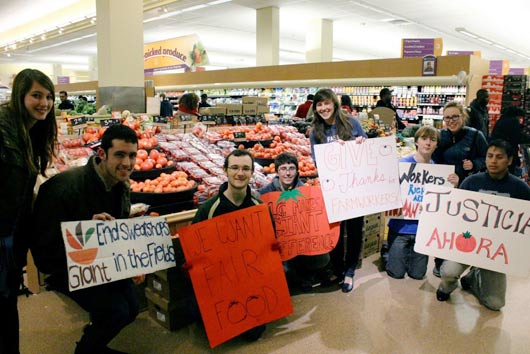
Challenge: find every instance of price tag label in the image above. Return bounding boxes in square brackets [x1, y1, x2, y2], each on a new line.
[85, 116, 95, 123]
[152, 116, 168, 127]
[100, 118, 121, 127]
[233, 131, 246, 142]
[85, 139, 101, 150]
[68, 116, 87, 130]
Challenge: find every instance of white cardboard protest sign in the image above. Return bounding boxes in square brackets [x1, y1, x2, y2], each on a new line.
[397, 162, 455, 219]
[314, 136, 402, 223]
[61, 217, 175, 291]
[415, 185, 530, 276]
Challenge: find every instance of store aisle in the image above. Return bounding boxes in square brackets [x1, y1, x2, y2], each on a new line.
[19, 255, 530, 354]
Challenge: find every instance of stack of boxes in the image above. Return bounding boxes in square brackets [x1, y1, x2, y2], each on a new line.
[501, 75, 528, 113]
[145, 266, 196, 331]
[242, 96, 269, 115]
[481, 75, 503, 133]
[362, 213, 385, 258]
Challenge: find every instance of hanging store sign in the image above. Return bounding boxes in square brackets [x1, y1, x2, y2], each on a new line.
[401, 38, 443, 58]
[489, 60, 510, 75]
[446, 50, 481, 57]
[144, 34, 209, 74]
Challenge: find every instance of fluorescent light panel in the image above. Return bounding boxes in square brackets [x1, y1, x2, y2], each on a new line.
[455, 27, 529, 63]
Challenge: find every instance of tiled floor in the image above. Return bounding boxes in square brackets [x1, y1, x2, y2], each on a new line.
[19, 255, 530, 354]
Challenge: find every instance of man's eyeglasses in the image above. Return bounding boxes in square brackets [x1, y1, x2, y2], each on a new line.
[227, 165, 252, 173]
[443, 114, 461, 122]
[277, 166, 297, 173]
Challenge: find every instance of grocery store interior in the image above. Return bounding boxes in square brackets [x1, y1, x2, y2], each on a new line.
[2, 0, 530, 353]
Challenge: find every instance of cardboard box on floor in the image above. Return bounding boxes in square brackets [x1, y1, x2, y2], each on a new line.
[362, 212, 385, 258]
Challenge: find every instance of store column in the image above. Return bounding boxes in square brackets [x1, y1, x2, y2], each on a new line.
[256, 6, 279, 66]
[52, 64, 62, 84]
[305, 19, 333, 63]
[96, 0, 144, 112]
[88, 55, 98, 81]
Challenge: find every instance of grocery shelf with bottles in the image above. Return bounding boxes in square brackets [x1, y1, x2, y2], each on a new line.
[181, 85, 466, 124]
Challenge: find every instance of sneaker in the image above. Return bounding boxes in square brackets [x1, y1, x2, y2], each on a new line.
[460, 276, 472, 291]
[241, 324, 266, 341]
[436, 289, 450, 302]
[341, 276, 354, 293]
[432, 266, 441, 278]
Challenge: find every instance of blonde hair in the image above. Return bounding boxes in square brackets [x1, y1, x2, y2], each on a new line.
[443, 101, 468, 124]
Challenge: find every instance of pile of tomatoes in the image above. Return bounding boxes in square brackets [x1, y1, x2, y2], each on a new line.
[130, 171, 195, 193]
[134, 149, 173, 171]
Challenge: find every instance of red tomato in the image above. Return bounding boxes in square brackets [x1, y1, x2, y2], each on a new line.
[140, 160, 154, 170]
[137, 149, 148, 160]
[455, 231, 476, 253]
[158, 157, 169, 167]
[149, 149, 160, 161]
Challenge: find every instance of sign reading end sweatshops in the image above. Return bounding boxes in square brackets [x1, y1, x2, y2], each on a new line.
[61, 217, 176, 291]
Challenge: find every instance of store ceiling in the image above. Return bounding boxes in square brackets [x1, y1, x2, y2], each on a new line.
[1, 0, 529, 74]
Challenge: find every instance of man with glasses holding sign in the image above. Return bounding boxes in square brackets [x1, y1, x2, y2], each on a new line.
[184, 149, 269, 342]
[259, 153, 333, 293]
[430, 101, 488, 277]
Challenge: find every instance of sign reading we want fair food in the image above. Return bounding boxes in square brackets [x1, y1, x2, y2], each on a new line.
[61, 217, 175, 291]
[415, 186, 530, 276]
[314, 136, 402, 223]
[178, 204, 293, 348]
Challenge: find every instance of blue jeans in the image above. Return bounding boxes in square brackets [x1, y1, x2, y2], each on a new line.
[386, 231, 427, 279]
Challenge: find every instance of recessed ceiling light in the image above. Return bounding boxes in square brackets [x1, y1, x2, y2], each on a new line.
[41, 34, 46, 40]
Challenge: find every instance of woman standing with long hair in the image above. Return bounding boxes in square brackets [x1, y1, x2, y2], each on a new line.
[0, 69, 57, 353]
[309, 88, 367, 293]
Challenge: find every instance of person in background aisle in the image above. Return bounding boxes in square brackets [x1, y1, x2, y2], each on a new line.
[341, 94, 353, 114]
[431, 101, 488, 277]
[376, 87, 406, 130]
[436, 139, 530, 310]
[30, 125, 140, 354]
[58, 90, 75, 110]
[259, 152, 332, 292]
[0, 68, 57, 354]
[386, 126, 458, 280]
[467, 89, 490, 139]
[490, 105, 530, 176]
[198, 93, 211, 108]
[294, 94, 314, 119]
[182, 149, 275, 341]
[159, 93, 174, 118]
[309, 88, 367, 293]
[176, 92, 200, 117]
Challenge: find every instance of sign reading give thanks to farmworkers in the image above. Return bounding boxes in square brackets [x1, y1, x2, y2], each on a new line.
[314, 136, 402, 223]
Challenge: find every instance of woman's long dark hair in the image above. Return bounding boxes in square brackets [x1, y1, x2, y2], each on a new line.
[1, 69, 57, 175]
[311, 88, 353, 144]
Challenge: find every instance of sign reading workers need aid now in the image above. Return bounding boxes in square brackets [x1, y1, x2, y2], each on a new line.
[401, 38, 443, 58]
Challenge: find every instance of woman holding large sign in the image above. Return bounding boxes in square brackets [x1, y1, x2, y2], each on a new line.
[309, 88, 367, 293]
[431, 101, 488, 276]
